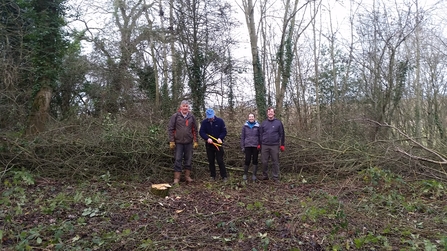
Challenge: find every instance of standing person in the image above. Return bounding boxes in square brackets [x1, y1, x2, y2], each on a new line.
[240, 113, 260, 181]
[259, 107, 285, 182]
[199, 108, 228, 181]
[168, 100, 199, 185]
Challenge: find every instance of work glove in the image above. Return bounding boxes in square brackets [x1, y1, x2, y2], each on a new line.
[169, 142, 175, 149]
[280, 145, 285, 152]
[193, 142, 198, 149]
[257, 145, 261, 150]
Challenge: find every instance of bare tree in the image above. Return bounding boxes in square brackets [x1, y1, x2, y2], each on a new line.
[241, 0, 267, 120]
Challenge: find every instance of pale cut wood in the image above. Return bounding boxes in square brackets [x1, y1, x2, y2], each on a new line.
[151, 183, 172, 197]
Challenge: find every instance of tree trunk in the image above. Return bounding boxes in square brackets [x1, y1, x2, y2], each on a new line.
[311, 0, 321, 138]
[26, 85, 52, 135]
[243, 0, 267, 120]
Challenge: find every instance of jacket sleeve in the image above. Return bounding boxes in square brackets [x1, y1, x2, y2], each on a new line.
[168, 114, 176, 142]
[240, 125, 245, 149]
[258, 121, 264, 145]
[219, 119, 227, 140]
[199, 120, 207, 140]
[279, 121, 285, 146]
[191, 116, 198, 142]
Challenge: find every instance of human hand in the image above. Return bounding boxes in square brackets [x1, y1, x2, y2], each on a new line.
[241, 148, 245, 153]
[217, 138, 222, 144]
[280, 145, 285, 152]
[194, 142, 198, 149]
[207, 138, 213, 144]
[169, 142, 175, 149]
[257, 145, 261, 150]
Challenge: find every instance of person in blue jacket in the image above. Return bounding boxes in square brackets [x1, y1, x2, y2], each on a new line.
[240, 113, 260, 181]
[259, 107, 285, 182]
[199, 108, 228, 181]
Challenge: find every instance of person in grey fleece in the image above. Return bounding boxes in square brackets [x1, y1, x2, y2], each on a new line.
[240, 113, 260, 181]
[259, 107, 285, 182]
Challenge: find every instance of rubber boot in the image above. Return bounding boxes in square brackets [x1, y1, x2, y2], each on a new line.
[252, 165, 258, 181]
[185, 169, 193, 183]
[173, 172, 181, 185]
[243, 165, 249, 180]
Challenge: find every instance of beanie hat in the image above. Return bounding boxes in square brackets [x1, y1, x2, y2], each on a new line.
[206, 108, 215, 119]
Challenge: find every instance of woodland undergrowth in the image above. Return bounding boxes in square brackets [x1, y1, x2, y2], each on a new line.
[1, 116, 447, 250]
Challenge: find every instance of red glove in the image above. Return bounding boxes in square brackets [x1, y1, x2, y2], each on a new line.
[280, 145, 285, 152]
[257, 145, 261, 150]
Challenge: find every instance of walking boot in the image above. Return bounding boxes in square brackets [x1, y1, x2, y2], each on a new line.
[252, 165, 258, 181]
[173, 172, 181, 185]
[184, 169, 194, 183]
[242, 165, 249, 180]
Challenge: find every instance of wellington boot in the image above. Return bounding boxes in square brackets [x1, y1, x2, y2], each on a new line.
[243, 165, 249, 180]
[252, 165, 258, 181]
[173, 172, 181, 185]
[184, 170, 194, 183]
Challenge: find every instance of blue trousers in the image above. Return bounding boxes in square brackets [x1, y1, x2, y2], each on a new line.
[174, 143, 193, 172]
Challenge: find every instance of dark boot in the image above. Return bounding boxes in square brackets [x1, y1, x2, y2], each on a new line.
[243, 165, 249, 180]
[252, 165, 258, 181]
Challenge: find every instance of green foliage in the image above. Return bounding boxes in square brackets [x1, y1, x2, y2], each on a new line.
[133, 64, 157, 101]
[420, 179, 445, 199]
[12, 169, 35, 186]
[360, 166, 399, 187]
[353, 233, 390, 249]
[258, 232, 270, 251]
[246, 201, 263, 210]
[23, 0, 68, 95]
[302, 206, 327, 222]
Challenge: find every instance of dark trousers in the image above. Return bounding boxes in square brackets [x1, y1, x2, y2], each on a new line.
[261, 145, 280, 179]
[244, 147, 259, 166]
[206, 144, 227, 179]
[174, 143, 193, 172]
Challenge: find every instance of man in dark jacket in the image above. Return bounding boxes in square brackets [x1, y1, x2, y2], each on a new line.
[259, 107, 285, 182]
[199, 108, 228, 181]
[168, 100, 199, 185]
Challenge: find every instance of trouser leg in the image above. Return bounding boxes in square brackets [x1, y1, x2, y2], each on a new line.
[183, 143, 193, 171]
[270, 146, 280, 180]
[174, 144, 184, 172]
[252, 147, 259, 165]
[244, 148, 251, 166]
[261, 146, 271, 179]
[206, 145, 216, 178]
[216, 146, 227, 179]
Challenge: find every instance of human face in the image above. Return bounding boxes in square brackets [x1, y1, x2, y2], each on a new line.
[248, 114, 255, 123]
[180, 103, 189, 115]
[267, 109, 275, 120]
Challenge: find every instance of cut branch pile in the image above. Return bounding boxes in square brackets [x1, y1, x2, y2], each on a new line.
[1, 118, 446, 182]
